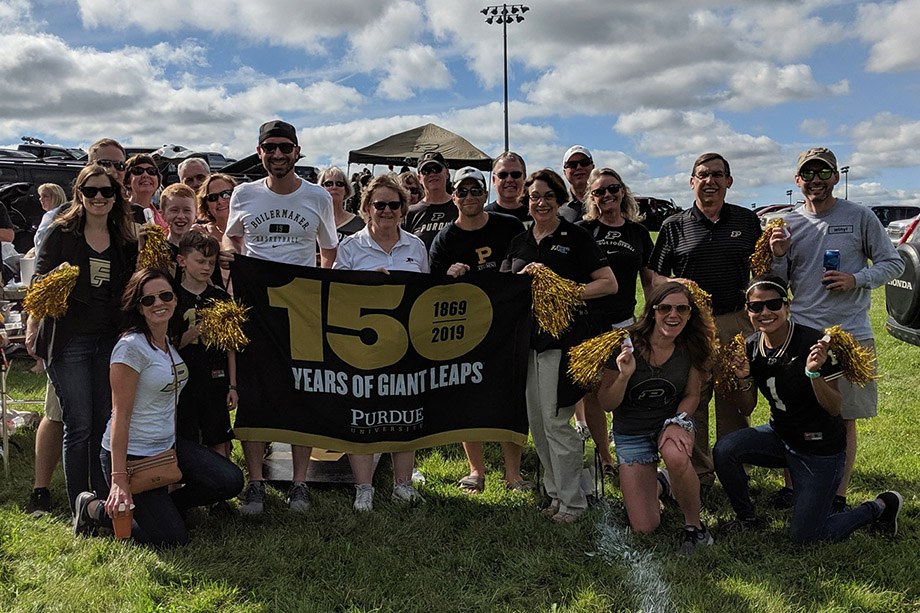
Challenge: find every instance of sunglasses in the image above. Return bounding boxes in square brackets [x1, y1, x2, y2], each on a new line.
[591, 184, 622, 198]
[745, 298, 787, 313]
[139, 290, 175, 307]
[563, 158, 593, 169]
[79, 185, 117, 199]
[95, 159, 126, 171]
[322, 180, 346, 188]
[206, 189, 233, 202]
[372, 201, 402, 211]
[420, 164, 444, 175]
[455, 187, 484, 198]
[496, 171, 523, 180]
[129, 166, 158, 176]
[798, 168, 834, 181]
[260, 142, 296, 154]
[653, 303, 691, 316]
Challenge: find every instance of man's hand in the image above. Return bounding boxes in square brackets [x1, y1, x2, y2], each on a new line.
[822, 270, 856, 291]
[769, 225, 791, 257]
[447, 263, 470, 278]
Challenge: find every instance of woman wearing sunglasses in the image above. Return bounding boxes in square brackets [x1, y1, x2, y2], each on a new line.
[712, 275, 902, 543]
[124, 154, 168, 230]
[398, 171, 424, 206]
[333, 174, 428, 511]
[319, 166, 364, 241]
[72, 268, 243, 546]
[575, 168, 655, 476]
[25, 164, 138, 519]
[598, 282, 716, 552]
[192, 174, 238, 288]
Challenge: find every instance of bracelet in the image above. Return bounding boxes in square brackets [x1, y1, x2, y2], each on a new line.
[228, 385, 238, 390]
[738, 379, 754, 392]
[804, 367, 821, 379]
[663, 412, 694, 432]
[111, 471, 128, 476]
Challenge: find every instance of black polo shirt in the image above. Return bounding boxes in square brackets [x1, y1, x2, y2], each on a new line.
[484, 200, 532, 226]
[648, 203, 760, 315]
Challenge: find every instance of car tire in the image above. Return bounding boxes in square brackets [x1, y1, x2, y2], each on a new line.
[886, 243, 920, 328]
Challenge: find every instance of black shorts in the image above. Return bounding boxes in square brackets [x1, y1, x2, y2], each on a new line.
[177, 380, 234, 447]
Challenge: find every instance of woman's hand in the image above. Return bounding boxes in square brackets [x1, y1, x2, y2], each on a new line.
[447, 263, 470, 278]
[226, 388, 238, 411]
[659, 424, 693, 457]
[731, 353, 751, 379]
[104, 476, 134, 518]
[615, 343, 636, 378]
[519, 262, 544, 275]
[806, 338, 830, 373]
[374, 267, 391, 275]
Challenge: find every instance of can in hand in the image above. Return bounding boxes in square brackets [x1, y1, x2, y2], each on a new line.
[822, 250, 840, 285]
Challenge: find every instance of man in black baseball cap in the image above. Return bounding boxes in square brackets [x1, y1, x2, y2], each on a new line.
[404, 151, 456, 248]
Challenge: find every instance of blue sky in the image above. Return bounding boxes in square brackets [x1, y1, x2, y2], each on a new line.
[2, 0, 919, 208]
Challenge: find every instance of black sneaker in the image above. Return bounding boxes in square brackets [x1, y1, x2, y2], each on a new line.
[72, 491, 98, 536]
[656, 468, 672, 501]
[831, 495, 849, 515]
[679, 523, 714, 555]
[209, 500, 234, 517]
[240, 481, 266, 515]
[875, 491, 903, 536]
[768, 486, 795, 509]
[26, 487, 52, 518]
[721, 516, 765, 535]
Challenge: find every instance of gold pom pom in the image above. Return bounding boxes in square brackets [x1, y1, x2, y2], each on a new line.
[714, 333, 746, 394]
[567, 328, 631, 389]
[824, 325, 878, 386]
[750, 218, 787, 277]
[23, 264, 80, 319]
[198, 299, 250, 352]
[529, 266, 585, 339]
[138, 223, 173, 271]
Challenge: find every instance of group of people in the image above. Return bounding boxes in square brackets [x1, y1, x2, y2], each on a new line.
[21, 119, 905, 552]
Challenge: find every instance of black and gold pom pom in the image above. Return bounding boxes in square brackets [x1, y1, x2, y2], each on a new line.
[750, 217, 787, 277]
[530, 266, 585, 339]
[714, 333, 746, 394]
[824, 325, 878, 386]
[138, 223, 173, 271]
[567, 328, 631, 389]
[198, 300, 250, 352]
[23, 265, 80, 319]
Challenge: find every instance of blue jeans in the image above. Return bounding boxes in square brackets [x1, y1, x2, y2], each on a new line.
[46, 334, 116, 514]
[713, 424, 877, 544]
[101, 438, 244, 547]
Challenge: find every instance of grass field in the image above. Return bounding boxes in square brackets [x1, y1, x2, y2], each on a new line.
[1, 286, 917, 613]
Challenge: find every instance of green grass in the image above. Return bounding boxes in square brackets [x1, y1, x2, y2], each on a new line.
[0, 287, 918, 612]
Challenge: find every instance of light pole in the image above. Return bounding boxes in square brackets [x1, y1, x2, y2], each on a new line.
[482, 4, 529, 152]
[786, 189, 793, 205]
[840, 166, 850, 199]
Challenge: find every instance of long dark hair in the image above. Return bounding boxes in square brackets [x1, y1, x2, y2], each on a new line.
[55, 164, 136, 246]
[120, 268, 175, 347]
[630, 281, 716, 372]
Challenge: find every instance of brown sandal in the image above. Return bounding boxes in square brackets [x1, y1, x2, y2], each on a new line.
[458, 474, 485, 494]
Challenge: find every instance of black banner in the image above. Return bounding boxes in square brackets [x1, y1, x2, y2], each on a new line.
[231, 255, 532, 453]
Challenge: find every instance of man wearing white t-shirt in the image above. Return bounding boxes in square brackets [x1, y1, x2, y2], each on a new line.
[223, 119, 338, 515]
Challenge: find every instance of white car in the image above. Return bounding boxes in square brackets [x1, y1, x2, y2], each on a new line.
[887, 215, 919, 247]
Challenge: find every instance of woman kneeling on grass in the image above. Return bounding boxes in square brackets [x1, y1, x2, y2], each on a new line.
[598, 281, 716, 554]
[712, 275, 902, 543]
[73, 268, 243, 546]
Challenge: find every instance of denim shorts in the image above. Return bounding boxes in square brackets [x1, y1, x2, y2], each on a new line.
[612, 431, 660, 466]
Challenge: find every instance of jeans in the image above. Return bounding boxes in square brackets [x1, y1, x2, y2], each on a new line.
[101, 437, 244, 547]
[46, 334, 116, 514]
[713, 424, 877, 544]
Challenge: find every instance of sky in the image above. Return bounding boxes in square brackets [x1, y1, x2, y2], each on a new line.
[2, 0, 919, 208]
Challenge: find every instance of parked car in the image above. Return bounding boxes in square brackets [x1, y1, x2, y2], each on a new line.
[756, 204, 795, 228]
[634, 197, 680, 232]
[869, 204, 920, 229]
[886, 215, 919, 247]
[885, 221, 920, 347]
[17, 143, 85, 161]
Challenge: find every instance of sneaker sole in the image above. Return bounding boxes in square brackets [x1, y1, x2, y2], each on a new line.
[879, 491, 903, 536]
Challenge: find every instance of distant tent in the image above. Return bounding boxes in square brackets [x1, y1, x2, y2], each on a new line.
[348, 123, 492, 171]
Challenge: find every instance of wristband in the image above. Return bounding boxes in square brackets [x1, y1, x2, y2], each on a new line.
[804, 367, 821, 379]
[663, 412, 694, 432]
[228, 385, 238, 390]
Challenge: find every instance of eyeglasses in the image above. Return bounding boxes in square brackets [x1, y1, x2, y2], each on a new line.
[206, 189, 233, 202]
[693, 171, 727, 180]
[139, 290, 175, 307]
[496, 171, 523, 180]
[322, 180, 346, 188]
[563, 158, 593, 170]
[372, 201, 402, 211]
[528, 192, 557, 202]
[591, 184, 622, 198]
[653, 303, 691, 316]
[129, 166, 158, 176]
[260, 142, 296, 154]
[95, 159, 126, 172]
[745, 298, 787, 313]
[420, 165, 444, 175]
[455, 187, 484, 198]
[78, 185, 117, 199]
[798, 168, 834, 181]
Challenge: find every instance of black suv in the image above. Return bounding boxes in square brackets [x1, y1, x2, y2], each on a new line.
[885, 226, 920, 346]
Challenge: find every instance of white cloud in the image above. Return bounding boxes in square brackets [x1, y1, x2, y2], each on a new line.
[719, 63, 848, 112]
[376, 45, 451, 100]
[800, 118, 830, 139]
[858, 0, 920, 72]
[849, 112, 920, 168]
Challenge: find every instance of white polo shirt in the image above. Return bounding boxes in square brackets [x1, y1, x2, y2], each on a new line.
[333, 226, 429, 273]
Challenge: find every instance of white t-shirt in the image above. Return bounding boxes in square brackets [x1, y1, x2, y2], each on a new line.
[225, 177, 338, 266]
[103, 333, 189, 457]
[333, 226, 429, 273]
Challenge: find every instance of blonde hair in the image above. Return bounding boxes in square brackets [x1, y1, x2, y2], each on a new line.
[582, 167, 642, 223]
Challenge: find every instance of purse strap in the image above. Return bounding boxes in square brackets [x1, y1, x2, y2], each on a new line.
[165, 339, 179, 446]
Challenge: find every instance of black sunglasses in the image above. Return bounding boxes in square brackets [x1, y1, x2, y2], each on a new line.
[798, 168, 834, 181]
[79, 185, 117, 199]
[591, 184, 622, 198]
[455, 187, 484, 198]
[420, 164, 444, 175]
[260, 142, 296, 154]
[322, 180, 346, 188]
[653, 303, 691, 316]
[129, 166, 158, 176]
[496, 171, 523, 180]
[206, 189, 233, 202]
[745, 298, 787, 313]
[139, 290, 175, 307]
[563, 158, 593, 169]
[372, 201, 402, 211]
[95, 159, 126, 171]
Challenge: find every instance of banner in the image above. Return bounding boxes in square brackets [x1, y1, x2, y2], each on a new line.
[231, 255, 532, 453]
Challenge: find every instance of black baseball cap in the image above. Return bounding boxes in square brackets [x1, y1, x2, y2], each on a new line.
[417, 151, 447, 172]
[259, 120, 298, 145]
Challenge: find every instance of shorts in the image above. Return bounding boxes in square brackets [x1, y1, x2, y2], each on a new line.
[177, 381, 234, 447]
[44, 377, 62, 422]
[839, 338, 878, 420]
[612, 430, 660, 466]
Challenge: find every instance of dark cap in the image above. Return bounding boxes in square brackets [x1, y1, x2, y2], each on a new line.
[796, 147, 837, 174]
[417, 151, 447, 171]
[259, 120, 298, 145]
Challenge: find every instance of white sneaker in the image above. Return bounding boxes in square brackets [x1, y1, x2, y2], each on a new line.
[411, 468, 426, 484]
[392, 482, 424, 503]
[354, 484, 374, 511]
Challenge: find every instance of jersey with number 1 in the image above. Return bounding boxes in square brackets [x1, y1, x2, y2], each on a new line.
[746, 322, 845, 455]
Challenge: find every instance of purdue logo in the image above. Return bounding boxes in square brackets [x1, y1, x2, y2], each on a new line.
[605, 231, 621, 240]
[730, 231, 742, 238]
[475, 246, 492, 265]
[431, 213, 445, 222]
[162, 361, 190, 392]
[88, 257, 110, 287]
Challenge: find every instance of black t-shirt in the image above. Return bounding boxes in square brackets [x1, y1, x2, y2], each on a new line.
[429, 212, 525, 276]
[336, 213, 365, 242]
[747, 322, 845, 455]
[169, 284, 231, 386]
[608, 343, 691, 435]
[558, 195, 585, 223]
[484, 200, 532, 227]
[404, 200, 458, 250]
[577, 219, 653, 325]
[81, 246, 114, 335]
